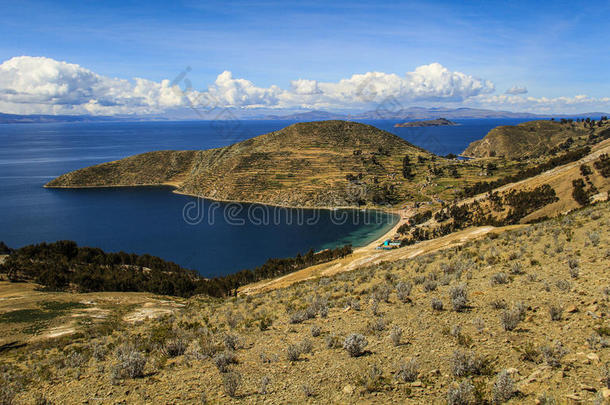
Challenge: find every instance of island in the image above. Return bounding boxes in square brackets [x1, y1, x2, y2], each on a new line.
[46, 120, 435, 208]
[394, 118, 457, 127]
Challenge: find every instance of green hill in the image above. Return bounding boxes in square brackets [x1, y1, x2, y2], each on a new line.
[463, 119, 609, 159]
[46, 121, 434, 207]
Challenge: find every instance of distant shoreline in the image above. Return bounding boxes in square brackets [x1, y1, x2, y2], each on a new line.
[394, 118, 458, 128]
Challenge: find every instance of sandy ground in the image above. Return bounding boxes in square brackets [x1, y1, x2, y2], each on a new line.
[240, 222, 521, 294]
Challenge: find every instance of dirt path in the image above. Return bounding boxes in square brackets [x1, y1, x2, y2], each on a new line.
[240, 224, 521, 295]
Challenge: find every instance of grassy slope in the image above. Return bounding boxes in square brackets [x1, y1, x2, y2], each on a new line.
[463, 120, 608, 159]
[1, 202, 608, 404]
[45, 120, 517, 208]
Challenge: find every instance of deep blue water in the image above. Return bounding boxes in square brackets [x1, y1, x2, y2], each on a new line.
[0, 118, 534, 277]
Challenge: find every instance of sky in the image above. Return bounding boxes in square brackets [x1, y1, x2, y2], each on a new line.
[1, 0, 609, 116]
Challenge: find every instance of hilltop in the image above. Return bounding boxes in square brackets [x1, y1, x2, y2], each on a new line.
[46, 121, 447, 207]
[394, 118, 458, 127]
[463, 118, 610, 159]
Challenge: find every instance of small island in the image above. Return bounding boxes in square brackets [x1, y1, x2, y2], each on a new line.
[394, 118, 458, 127]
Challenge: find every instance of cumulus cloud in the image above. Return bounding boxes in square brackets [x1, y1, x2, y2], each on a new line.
[505, 85, 528, 95]
[2, 56, 607, 116]
[0, 56, 188, 115]
[467, 93, 610, 114]
[0, 56, 496, 115]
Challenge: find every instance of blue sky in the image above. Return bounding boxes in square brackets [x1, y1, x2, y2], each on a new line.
[1, 0, 609, 115]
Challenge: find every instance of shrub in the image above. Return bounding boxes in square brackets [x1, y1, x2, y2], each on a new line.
[490, 272, 509, 285]
[349, 298, 361, 311]
[113, 344, 147, 379]
[257, 315, 273, 331]
[343, 333, 368, 357]
[414, 275, 426, 285]
[490, 299, 507, 310]
[301, 384, 315, 397]
[519, 342, 541, 363]
[373, 283, 391, 303]
[509, 262, 524, 275]
[91, 340, 108, 361]
[164, 337, 188, 357]
[325, 333, 341, 349]
[602, 362, 610, 388]
[310, 325, 321, 337]
[568, 258, 579, 270]
[367, 317, 386, 333]
[423, 280, 438, 292]
[447, 380, 475, 405]
[369, 299, 379, 316]
[588, 231, 600, 246]
[299, 339, 313, 354]
[260, 375, 270, 395]
[549, 305, 563, 321]
[396, 281, 412, 303]
[289, 310, 310, 324]
[500, 308, 521, 331]
[450, 284, 468, 312]
[307, 294, 329, 318]
[395, 359, 419, 382]
[472, 318, 485, 332]
[431, 298, 444, 311]
[223, 334, 240, 351]
[390, 325, 403, 346]
[492, 370, 515, 403]
[287, 344, 301, 362]
[451, 350, 489, 377]
[0, 384, 16, 405]
[540, 341, 567, 368]
[213, 351, 237, 373]
[359, 364, 385, 393]
[222, 371, 241, 398]
[537, 392, 557, 405]
[555, 279, 571, 292]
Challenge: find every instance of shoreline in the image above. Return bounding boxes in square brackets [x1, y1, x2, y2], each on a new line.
[45, 182, 401, 214]
[44, 181, 403, 252]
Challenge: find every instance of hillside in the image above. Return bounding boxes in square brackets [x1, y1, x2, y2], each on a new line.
[46, 121, 441, 207]
[463, 119, 610, 159]
[394, 118, 457, 127]
[0, 201, 608, 404]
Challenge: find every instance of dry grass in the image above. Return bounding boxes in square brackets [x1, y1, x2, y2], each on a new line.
[0, 201, 608, 403]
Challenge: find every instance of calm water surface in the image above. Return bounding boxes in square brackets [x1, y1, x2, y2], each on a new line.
[0, 118, 533, 276]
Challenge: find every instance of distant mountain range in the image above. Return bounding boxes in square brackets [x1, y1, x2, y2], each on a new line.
[260, 107, 610, 121]
[0, 112, 168, 124]
[1, 107, 608, 124]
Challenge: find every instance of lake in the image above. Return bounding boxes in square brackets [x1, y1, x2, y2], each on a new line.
[0, 118, 533, 276]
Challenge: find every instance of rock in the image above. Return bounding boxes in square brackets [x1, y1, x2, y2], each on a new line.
[565, 393, 581, 401]
[602, 388, 610, 399]
[580, 384, 596, 392]
[566, 305, 579, 313]
[343, 385, 354, 395]
[586, 353, 600, 362]
[506, 367, 519, 375]
[411, 380, 423, 387]
[428, 369, 441, 376]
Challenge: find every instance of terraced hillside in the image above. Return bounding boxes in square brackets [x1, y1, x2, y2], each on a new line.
[46, 121, 440, 207]
[463, 119, 610, 159]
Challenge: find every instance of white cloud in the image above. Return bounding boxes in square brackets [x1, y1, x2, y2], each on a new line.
[467, 93, 610, 114]
[0, 56, 188, 115]
[505, 85, 528, 95]
[0, 56, 496, 115]
[1, 56, 608, 116]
